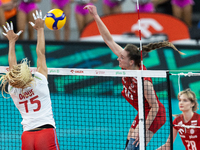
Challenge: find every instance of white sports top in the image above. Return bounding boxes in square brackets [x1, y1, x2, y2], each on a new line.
[8, 72, 56, 131]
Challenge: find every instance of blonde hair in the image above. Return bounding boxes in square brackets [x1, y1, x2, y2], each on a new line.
[173, 89, 198, 117]
[0, 58, 34, 96]
[178, 88, 198, 112]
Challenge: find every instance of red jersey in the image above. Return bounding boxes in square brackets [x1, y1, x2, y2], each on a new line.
[121, 65, 162, 113]
[173, 112, 200, 150]
[121, 65, 166, 133]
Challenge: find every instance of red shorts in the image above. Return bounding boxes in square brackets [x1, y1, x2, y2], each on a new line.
[21, 128, 60, 150]
[131, 103, 166, 133]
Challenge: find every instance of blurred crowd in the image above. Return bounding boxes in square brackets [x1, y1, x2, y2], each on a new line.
[0, 0, 198, 41]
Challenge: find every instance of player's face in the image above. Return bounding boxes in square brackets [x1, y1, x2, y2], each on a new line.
[117, 50, 133, 69]
[178, 94, 194, 112]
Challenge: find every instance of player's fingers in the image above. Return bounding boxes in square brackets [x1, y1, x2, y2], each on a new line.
[43, 15, 46, 21]
[33, 13, 37, 20]
[2, 32, 7, 36]
[135, 141, 140, 147]
[39, 10, 42, 19]
[6, 22, 10, 30]
[132, 139, 137, 145]
[29, 22, 35, 27]
[10, 22, 13, 30]
[3, 25, 8, 32]
[16, 30, 23, 36]
[83, 6, 88, 9]
[36, 10, 39, 18]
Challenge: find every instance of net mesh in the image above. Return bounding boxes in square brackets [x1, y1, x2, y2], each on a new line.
[0, 68, 171, 150]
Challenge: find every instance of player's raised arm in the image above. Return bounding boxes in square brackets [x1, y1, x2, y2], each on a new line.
[2, 22, 22, 70]
[84, 5, 123, 57]
[29, 10, 47, 78]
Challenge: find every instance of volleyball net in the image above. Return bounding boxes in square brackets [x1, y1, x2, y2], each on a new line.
[0, 67, 172, 150]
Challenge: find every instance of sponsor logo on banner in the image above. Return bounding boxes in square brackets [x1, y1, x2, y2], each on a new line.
[131, 18, 163, 38]
[30, 68, 37, 73]
[95, 70, 105, 75]
[70, 70, 84, 74]
[116, 71, 126, 75]
[81, 13, 190, 42]
[50, 69, 59, 73]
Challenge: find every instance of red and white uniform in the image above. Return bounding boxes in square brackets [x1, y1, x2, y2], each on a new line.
[8, 72, 56, 131]
[121, 65, 166, 133]
[173, 112, 200, 150]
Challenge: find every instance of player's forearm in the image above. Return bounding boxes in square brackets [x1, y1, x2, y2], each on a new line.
[8, 41, 17, 69]
[93, 15, 114, 44]
[36, 28, 45, 55]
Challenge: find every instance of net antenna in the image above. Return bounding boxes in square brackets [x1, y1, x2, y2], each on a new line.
[136, 0, 143, 70]
[136, 1, 145, 150]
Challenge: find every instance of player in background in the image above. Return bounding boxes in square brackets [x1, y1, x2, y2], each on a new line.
[102, 0, 124, 15]
[72, 0, 98, 37]
[51, 0, 71, 40]
[0, 10, 60, 150]
[17, 0, 41, 40]
[84, 4, 184, 150]
[0, 0, 6, 31]
[157, 89, 200, 150]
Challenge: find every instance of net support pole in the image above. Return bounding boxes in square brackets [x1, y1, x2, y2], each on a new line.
[167, 72, 173, 150]
[138, 70, 145, 150]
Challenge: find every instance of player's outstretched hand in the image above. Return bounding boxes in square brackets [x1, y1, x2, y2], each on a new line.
[83, 5, 98, 17]
[2, 22, 22, 42]
[29, 10, 46, 30]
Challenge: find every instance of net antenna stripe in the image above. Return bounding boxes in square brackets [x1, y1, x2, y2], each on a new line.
[137, 0, 143, 71]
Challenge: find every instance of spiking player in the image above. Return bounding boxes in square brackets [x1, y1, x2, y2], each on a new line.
[84, 4, 184, 150]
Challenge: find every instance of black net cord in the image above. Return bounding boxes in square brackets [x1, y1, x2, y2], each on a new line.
[167, 71, 173, 150]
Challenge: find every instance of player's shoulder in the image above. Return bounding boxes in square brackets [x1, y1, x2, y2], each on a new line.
[34, 72, 48, 84]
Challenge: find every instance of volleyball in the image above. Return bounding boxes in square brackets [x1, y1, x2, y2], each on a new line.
[45, 9, 66, 30]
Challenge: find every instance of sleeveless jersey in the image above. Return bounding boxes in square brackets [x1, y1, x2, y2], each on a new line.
[121, 65, 163, 113]
[8, 72, 56, 131]
[173, 112, 200, 150]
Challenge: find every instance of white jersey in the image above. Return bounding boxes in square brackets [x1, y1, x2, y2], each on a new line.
[8, 72, 56, 131]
